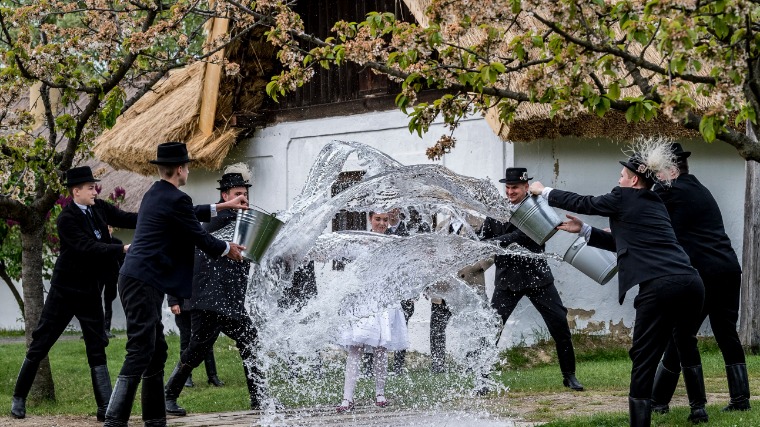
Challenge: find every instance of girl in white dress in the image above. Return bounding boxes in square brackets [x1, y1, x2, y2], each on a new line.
[336, 211, 409, 412]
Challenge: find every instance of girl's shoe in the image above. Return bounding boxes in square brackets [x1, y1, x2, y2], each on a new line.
[376, 395, 389, 408]
[336, 399, 355, 413]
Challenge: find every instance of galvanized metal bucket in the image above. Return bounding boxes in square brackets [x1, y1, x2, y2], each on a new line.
[563, 235, 618, 285]
[508, 195, 562, 245]
[232, 208, 284, 262]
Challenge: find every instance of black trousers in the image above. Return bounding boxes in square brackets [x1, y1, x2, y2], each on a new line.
[491, 283, 576, 374]
[26, 285, 108, 367]
[175, 310, 214, 371]
[430, 301, 452, 362]
[117, 275, 168, 377]
[400, 299, 415, 322]
[629, 273, 705, 398]
[102, 280, 118, 317]
[181, 310, 258, 367]
[660, 271, 744, 371]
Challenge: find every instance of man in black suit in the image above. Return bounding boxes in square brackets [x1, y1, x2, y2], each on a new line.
[10, 166, 137, 421]
[163, 172, 266, 415]
[104, 143, 246, 427]
[649, 143, 749, 413]
[480, 168, 583, 393]
[530, 152, 708, 426]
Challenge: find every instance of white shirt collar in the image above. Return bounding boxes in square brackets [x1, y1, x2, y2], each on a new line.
[74, 201, 89, 213]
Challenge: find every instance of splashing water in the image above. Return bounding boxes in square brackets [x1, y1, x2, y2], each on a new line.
[226, 140, 563, 421]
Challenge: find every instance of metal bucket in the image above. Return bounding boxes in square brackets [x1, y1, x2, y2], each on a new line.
[232, 208, 284, 262]
[508, 195, 562, 245]
[563, 235, 618, 285]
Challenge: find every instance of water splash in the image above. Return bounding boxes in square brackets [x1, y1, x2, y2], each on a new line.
[232, 140, 563, 419]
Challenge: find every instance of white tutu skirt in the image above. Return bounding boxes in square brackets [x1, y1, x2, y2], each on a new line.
[338, 306, 409, 351]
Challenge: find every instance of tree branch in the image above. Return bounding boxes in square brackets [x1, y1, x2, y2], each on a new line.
[531, 12, 717, 85]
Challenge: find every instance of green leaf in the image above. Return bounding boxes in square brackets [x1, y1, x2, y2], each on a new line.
[607, 82, 621, 100]
[699, 116, 716, 142]
[491, 62, 506, 73]
[625, 104, 638, 123]
[265, 80, 279, 102]
[595, 97, 611, 117]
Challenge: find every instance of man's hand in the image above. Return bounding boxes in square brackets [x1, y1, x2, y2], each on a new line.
[558, 214, 584, 233]
[529, 181, 545, 196]
[218, 194, 249, 211]
[226, 242, 246, 261]
[170, 304, 181, 315]
[123, 244, 130, 253]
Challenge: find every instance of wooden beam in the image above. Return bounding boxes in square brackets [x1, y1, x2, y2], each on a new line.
[198, 4, 229, 137]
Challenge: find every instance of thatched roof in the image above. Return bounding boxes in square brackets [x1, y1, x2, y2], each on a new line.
[93, 62, 243, 176]
[403, 0, 706, 143]
[93, 24, 275, 176]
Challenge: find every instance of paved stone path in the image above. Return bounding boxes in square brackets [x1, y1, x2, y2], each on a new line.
[168, 407, 541, 427]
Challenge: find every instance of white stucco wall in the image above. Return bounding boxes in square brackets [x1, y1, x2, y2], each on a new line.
[2, 111, 748, 355]
[513, 137, 746, 342]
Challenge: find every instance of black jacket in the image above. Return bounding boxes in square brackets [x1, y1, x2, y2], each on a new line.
[120, 180, 227, 299]
[548, 187, 696, 304]
[386, 221, 409, 236]
[189, 209, 251, 318]
[52, 199, 137, 293]
[480, 217, 554, 292]
[654, 174, 741, 276]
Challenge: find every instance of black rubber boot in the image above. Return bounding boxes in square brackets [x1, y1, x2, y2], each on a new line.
[651, 361, 680, 414]
[164, 362, 192, 416]
[184, 373, 194, 388]
[204, 352, 224, 387]
[10, 358, 40, 419]
[683, 365, 709, 424]
[629, 396, 652, 427]
[91, 365, 112, 422]
[562, 372, 584, 391]
[244, 363, 263, 410]
[104, 375, 141, 427]
[723, 363, 751, 411]
[141, 370, 166, 426]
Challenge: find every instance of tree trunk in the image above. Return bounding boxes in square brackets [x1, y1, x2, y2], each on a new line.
[20, 224, 55, 401]
[740, 122, 760, 353]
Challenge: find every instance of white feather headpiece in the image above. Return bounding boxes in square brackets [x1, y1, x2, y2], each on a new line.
[623, 136, 678, 186]
[224, 162, 252, 183]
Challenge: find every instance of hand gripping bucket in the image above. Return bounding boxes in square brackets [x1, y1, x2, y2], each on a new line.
[232, 208, 284, 262]
[508, 195, 562, 245]
[563, 235, 618, 285]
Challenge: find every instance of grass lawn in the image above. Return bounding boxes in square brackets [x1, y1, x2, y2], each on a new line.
[0, 333, 759, 426]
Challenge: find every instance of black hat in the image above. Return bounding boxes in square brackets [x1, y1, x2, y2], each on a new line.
[216, 173, 252, 191]
[619, 156, 650, 178]
[499, 167, 532, 184]
[65, 166, 100, 187]
[668, 142, 691, 159]
[149, 142, 193, 165]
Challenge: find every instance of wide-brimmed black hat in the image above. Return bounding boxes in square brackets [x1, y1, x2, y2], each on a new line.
[65, 166, 100, 187]
[216, 173, 252, 191]
[499, 167, 532, 184]
[668, 142, 691, 159]
[149, 142, 193, 165]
